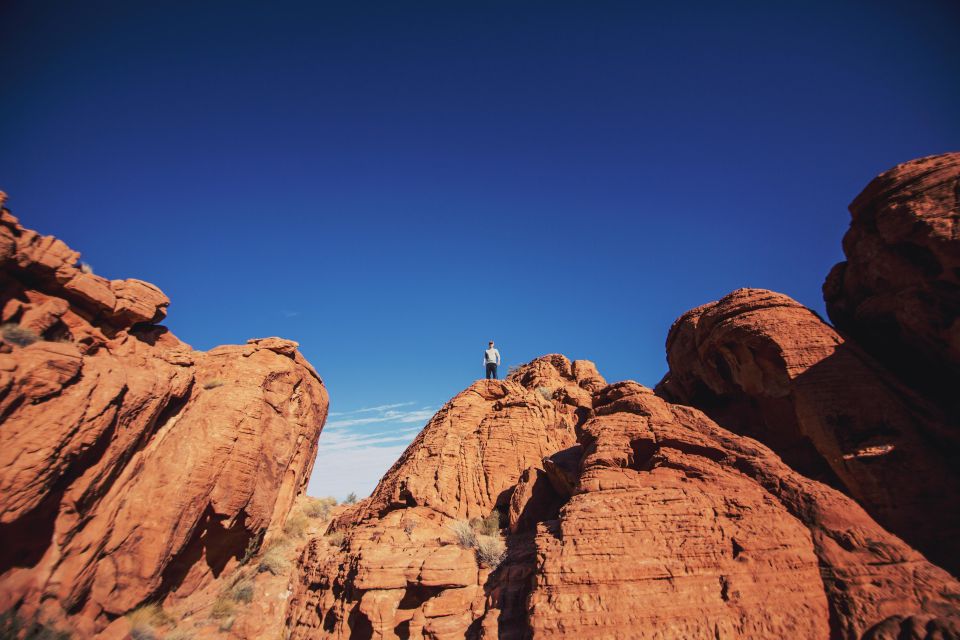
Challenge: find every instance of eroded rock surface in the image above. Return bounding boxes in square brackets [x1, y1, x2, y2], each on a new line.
[0, 203, 329, 636]
[288, 356, 601, 639]
[823, 151, 960, 412]
[657, 288, 960, 575]
[288, 354, 960, 639]
[530, 382, 959, 639]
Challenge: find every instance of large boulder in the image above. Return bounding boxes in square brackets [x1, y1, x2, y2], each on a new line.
[823, 151, 960, 413]
[657, 288, 960, 575]
[0, 201, 329, 636]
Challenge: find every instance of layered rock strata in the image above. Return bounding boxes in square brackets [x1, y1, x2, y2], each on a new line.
[657, 288, 960, 575]
[288, 355, 959, 639]
[0, 202, 329, 636]
[823, 152, 960, 414]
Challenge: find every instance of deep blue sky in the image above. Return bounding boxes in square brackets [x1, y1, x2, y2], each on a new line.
[2, 1, 958, 498]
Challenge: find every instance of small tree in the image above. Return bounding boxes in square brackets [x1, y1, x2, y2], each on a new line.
[344, 492, 358, 504]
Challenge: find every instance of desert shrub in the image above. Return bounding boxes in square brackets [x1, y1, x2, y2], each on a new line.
[403, 519, 417, 535]
[324, 531, 345, 547]
[470, 512, 502, 537]
[536, 386, 553, 402]
[131, 629, 157, 640]
[450, 520, 477, 549]
[257, 543, 291, 575]
[283, 513, 310, 538]
[344, 492, 358, 504]
[1, 323, 40, 347]
[452, 512, 506, 568]
[302, 496, 336, 519]
[202, 379, 225, 390]
[163, 630, 192, 640]
[228, 576, 254, 604]
[475, 534, 507, 569]
[0, 611, 71, 640]
[210, 594, 235, 620]
[127, 604, 173, 635]
[79, 262, 94, 274]
[239, 530, 264, 566]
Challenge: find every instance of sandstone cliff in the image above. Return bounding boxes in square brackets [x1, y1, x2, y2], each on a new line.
[0, 198, 329, 637]
[287, 358, 960, 639]
[657, 288, 960, 575]
[286, 153, 960, 639]
[823, 152, 960, 415]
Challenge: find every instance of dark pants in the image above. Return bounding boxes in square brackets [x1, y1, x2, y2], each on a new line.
[485, 363, 498, 379]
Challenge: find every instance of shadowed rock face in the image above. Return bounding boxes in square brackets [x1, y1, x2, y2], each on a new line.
[0, 203, 329, 636]
[823, 151, 960, 413]
[657, 288, 960, 575]
[288, 354, 960, 640]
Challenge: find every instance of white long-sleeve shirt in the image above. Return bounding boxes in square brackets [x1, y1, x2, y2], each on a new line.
[484, 348, 501, 366]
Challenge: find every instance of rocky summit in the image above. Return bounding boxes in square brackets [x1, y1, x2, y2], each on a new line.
[2, 151, 960, 640]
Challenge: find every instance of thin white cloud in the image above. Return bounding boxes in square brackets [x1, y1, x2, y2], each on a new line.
[308, 443, 411, 502]
[317, 427, 421, 452]
[280, 309, 300, 318]
[308, 400, 437, 501]
[325, 407, 435, 430]
[328, 401, 415, 417]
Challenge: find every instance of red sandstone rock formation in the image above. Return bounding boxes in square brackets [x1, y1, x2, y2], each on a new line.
[0, 202, 329, 637]
[529, 382, 960, 639]
[288, 354, 960, 639]
[657, 288, 960, 576]
[823, 152, 960, 413]
[288, 356, 601, 639]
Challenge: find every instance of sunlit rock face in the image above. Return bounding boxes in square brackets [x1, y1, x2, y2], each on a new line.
[0, 200, 329, 636]
[288, 360, 960, 639]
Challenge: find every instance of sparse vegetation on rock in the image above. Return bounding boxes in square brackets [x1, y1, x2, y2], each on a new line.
[450, 512, 507, 568]
[1, 322, 40, 347]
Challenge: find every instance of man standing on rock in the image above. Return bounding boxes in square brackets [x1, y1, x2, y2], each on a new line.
[484, 341, 501, 380]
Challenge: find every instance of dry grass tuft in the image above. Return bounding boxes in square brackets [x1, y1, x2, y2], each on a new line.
[302, 496, 337, 519]
[324, 531, 345, 548]
[475, 534, 507, 568]
[451, 511, 507, 569]
[202, 379, 225, 390]
[283, 513, 310, 538]
[210, 594, 235, 620]
[127, 603, 174, 639]
[257, 541, 292, 576]
[227, 575, 255, 603]
[450, 520, 477, 549]
[536, 386, 554, 402]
